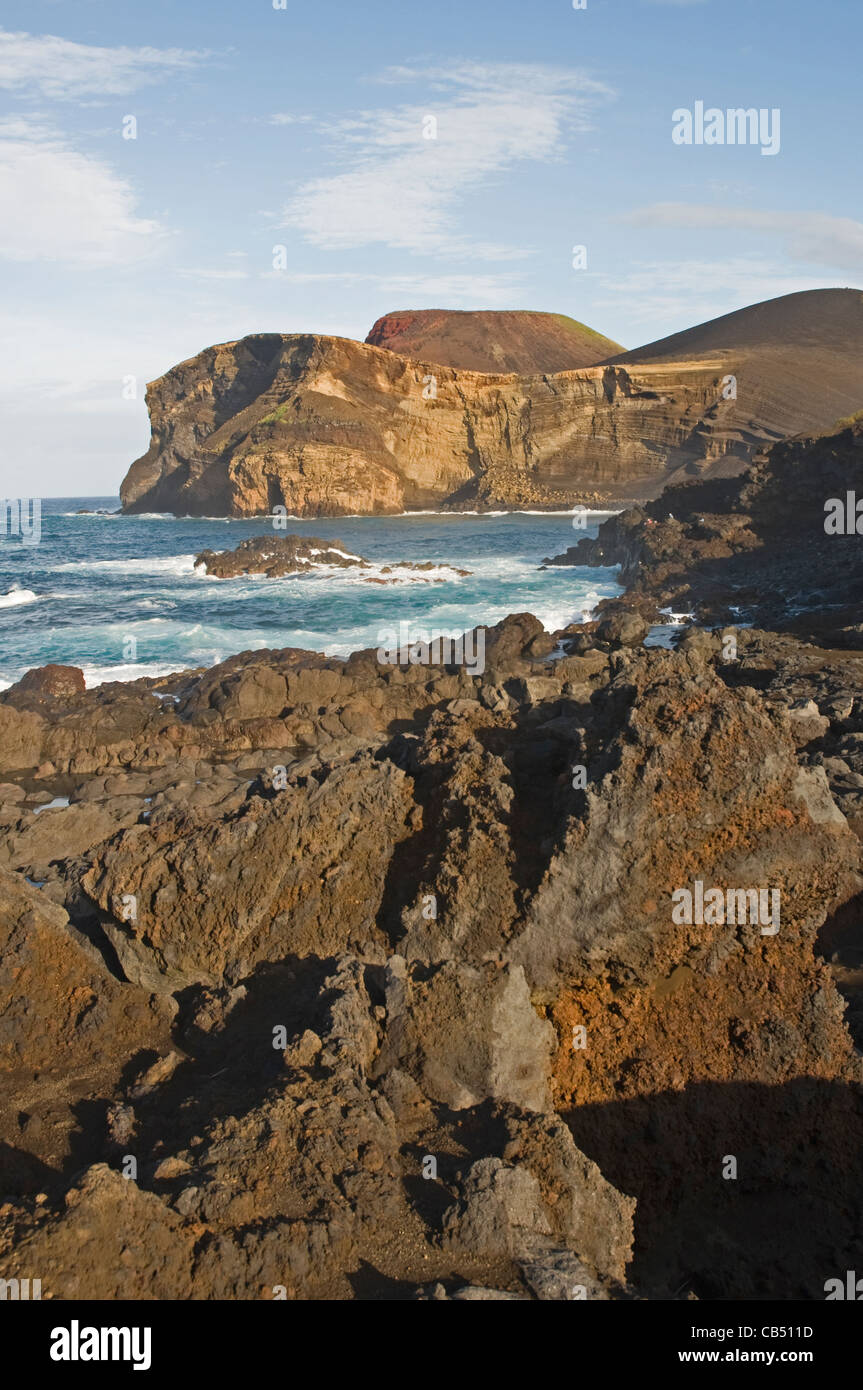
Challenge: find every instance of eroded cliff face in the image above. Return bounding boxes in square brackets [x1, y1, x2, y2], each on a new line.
[119, 289, 863, 518]
[119, 333, 770, 517]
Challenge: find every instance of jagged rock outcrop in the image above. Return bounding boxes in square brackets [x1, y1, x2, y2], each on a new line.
[194, 532, 469, 581]
[1, 602, 862, 1297]
[545, 417, 863, 647]
[196, 534, 367, 577]
[120, 291, 863, 517]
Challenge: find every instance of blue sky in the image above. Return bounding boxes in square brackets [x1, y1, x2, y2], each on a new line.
[1, 0, 861, 494]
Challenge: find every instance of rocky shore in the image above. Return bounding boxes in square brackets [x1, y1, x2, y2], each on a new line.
[544, 418, 863, 648]
[0, 419, 861, 1298]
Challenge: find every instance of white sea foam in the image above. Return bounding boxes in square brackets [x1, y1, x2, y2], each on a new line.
[62, 511, 170, 521]
[56, 554, 197, 576]
[80, 660, 197, 686]
[195, 558, 474, 589]
[307, 546, 364, 561]
[0, 587, 38, 608]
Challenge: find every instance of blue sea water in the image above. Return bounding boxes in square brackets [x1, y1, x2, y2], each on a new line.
[0, 498, 622, 688]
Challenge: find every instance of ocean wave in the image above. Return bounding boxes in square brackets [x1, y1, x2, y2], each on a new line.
[313, 559, 472, 586]
[193, 559, 475, 590]
[61, 510, 174, 521]
[56, 554, 197, 576]
[0, 587, 38, 608]
[80, 660, 199, 686]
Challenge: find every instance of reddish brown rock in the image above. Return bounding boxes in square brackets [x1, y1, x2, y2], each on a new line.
[365, 308, 624, 374]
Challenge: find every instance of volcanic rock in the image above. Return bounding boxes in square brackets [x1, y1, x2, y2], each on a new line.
[196, 533, 366, 577]
[0, 599, 862, 1300]
[9, 665, 86, 700]
[194, 532, 470, 582]
[547, 416, 863, 647]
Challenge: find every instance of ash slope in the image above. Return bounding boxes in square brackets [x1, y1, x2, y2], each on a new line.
[603, 288, 863, 471]
[0, 591, 862, 1297]
[120, 290, 863, 519]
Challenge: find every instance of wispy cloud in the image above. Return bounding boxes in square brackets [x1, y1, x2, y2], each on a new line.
[0, 118, 165, 264]
[0, 27, 207, 99]
[594, 257, 840, 332]
[627, 203, 863, 273]
[178, 268, 250, 281]
[264, 267, 526, 306]
[282, 61, 612, 258]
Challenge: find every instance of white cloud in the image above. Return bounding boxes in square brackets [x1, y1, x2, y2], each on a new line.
[0, 118, 165, 264]
[372, 271, 525, 305]
[594, 257, 840, 331]
[262, 267, 526, 305]
[178, 268, 250, 281]
[627, 203, 863, 273]
[0, 27, 207, 99]
[282, 61, 612, 258]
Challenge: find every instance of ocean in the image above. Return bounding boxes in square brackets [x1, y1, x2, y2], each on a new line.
[0, 498, 623, 689]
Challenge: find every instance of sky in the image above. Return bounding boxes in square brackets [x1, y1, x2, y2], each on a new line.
[1, 0, 861, 496]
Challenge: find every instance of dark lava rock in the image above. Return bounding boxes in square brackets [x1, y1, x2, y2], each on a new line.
[195, 533, 470, 583]
[544, 420, 863, 648]
[595, 612, 650, 649]
[9, 664, 86, 699]
[195, 533, 366, 578]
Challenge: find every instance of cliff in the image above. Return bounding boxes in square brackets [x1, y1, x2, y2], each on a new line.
[120, 290, 863, 517]
[544, 415, 863, 648]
